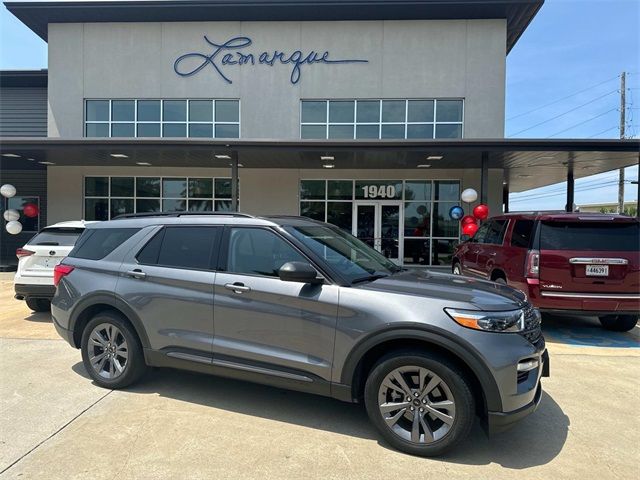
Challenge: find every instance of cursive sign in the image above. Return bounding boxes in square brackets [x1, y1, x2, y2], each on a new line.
[174, 36, 368, 85]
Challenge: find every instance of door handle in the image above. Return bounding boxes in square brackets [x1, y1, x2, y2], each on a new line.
[126, 269, 147, 279]
[224, 282, 251, 294]
[489, 252, 497, 256]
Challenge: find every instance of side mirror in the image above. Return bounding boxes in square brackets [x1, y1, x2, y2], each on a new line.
[278, 261, 323, 284]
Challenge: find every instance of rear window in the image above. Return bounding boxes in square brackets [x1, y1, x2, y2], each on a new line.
[511, 220, 535, 248]
[70, 228, 140, 260]
[540, 221, 639, 251]
[29, 228, 84, 247]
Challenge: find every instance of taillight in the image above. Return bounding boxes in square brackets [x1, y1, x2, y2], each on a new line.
[16, 248, 35, 258]
[53, 264, 74, 287]
[525, 249, 540, 282]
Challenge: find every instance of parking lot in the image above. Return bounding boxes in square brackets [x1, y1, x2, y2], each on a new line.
[1, 271, 638, 480]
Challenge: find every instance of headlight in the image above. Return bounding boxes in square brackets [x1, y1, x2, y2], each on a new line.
[444, 308, 525, 333]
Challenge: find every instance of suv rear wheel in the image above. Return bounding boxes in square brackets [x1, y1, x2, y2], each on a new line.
[26, 298, 50, 312]
[364, 351, 474, 457]
[598, 314, 638, 332]
[81, 311, 148, 389]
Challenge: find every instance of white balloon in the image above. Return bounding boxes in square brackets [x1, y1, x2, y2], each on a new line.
[0, 184, 17, 198]
[5, 220, 23, 235]
[461, 188, 478, 203]
[3, 209, 19, 221]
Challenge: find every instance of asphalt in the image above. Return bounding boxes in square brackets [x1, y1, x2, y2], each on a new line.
[1, 272, 639, 479]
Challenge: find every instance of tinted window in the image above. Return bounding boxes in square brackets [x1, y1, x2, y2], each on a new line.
[29, 228, 84, 247]
[511, 220, 535, 248]
[226, 228, 307, 277]
[136, 229, 165, 265]
[483, 220, 508, 245]
[70, 228, 139, 260]
[156, 227, 219, 269]
[540, 221, 639, 251]
[471, 223, 490, 243]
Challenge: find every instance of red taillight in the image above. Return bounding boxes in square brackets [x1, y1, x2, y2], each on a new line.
[53, 264, 74, 287]
[16, 248, 35, 258]
[525, 249, 540, 280]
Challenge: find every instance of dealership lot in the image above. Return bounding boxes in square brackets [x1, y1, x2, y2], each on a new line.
[1, 272, 638, 480]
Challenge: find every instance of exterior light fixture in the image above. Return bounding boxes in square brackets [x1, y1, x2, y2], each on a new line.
[27, 158, 35, 161]
[215, 154, 232, 160]
[518, 174, 532, 178]
[110, 153, 129, 159]
[1, 153, 20, 158]
[320, 156, 335, 161]
[136, 162, 152, 166]
[427, 155, 443, 160]
[323, 164, 335, 169]
[417, 164, 431, 168]
[38, 161, 56, 165]
[228, 163, 244, 167]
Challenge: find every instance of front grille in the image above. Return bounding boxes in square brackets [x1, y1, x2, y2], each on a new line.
[519, 303, 543, 345]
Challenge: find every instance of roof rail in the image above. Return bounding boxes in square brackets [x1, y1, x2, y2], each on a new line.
[112, 212, 253, 220]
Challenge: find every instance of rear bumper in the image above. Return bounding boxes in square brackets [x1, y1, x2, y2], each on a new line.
[14, 283, 56, 301]
[526, 283, 640, 314]
[52, 315, 75, 347]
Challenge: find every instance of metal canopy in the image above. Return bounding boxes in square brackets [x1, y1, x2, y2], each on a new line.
[1, 137, 638, 193]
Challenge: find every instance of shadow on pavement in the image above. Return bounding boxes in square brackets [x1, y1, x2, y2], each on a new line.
[542, 313, 639, 348]
[23, 311, 53, 324]
[75, 363, 568, 468]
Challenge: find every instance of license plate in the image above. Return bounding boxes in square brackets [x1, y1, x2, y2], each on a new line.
[586, 265, 609, 277]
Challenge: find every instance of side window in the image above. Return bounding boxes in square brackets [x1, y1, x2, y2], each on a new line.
[472, 223, 490, 243]
[510, 220, 535, 248]
[484, 220, 508, 245]
[154, 227, 220, 270]
[70, 228, 139, 260]
[136, 229, 165, 265]
[226, 227, 307, 277]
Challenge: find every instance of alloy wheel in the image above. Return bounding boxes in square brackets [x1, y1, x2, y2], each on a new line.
[87, 323, 129, 379]
[378, 366, 456, 444]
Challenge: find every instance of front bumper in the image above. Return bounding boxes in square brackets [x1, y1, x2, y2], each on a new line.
[487, 381, 543, 435]
[14, 283, 56, 301]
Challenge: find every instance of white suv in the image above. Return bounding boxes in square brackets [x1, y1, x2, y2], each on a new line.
[14, 221, 94, 311]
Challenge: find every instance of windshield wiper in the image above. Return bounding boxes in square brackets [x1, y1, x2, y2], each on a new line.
[351, 274, 390, 285]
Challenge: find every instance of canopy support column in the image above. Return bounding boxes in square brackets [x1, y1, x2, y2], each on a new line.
[480, 151, 489, 205]
[231, 158, 239, 212]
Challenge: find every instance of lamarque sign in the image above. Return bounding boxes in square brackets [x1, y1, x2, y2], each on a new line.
[174, 36, 368, 85]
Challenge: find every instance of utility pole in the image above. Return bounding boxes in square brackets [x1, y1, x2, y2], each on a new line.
[617, 72, 626, 214]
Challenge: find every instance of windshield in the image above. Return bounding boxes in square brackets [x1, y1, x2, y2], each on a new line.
[285, 225, 400, 283]
[29, 228, 84, 246]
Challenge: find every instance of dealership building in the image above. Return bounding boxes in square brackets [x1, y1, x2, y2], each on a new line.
[1, 0, 639, 268]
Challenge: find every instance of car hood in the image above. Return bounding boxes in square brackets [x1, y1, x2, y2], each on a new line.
[356, 269, 527, 311]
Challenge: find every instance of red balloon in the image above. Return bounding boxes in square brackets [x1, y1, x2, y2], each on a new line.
[463, 222, 479, 236]
[23, 203, 39, 218]
[473, 204, 489, 220]
[461, 215, 476, 225]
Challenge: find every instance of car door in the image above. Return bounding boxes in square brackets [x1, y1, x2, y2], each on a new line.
[461, 222, 490, 277]
[212, 226, 339, 383]
[476, 219, 508, 276]
[116, 225, 220, 356]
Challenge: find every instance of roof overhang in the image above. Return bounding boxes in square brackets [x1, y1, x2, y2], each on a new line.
[0, 69, 48, 88]
[1, 137, 637, 193]
[4, 0, 543, 52]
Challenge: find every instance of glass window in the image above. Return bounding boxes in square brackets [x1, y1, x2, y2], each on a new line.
[434, 181, 460, 201]
[436, 100, 463, 122]
[471, 222, 490, 242]
[163, 123, 186, 137]
[110, 177, 134, 197]
[435, 124, 462, 139]
[189, 100, 213, 122]
[112, 123, 135, 137]
[112, 101, 134, 121]
[215, 178, 233, 198]
[30, 228, 84, 247]
[84, 199, 108, 221]
[404, 203, 431, 237]
[431, 239, 457, 266]
[7, 196, 39, 231]
[329, 101, 354, 123]
[215, 200, 232, 211]
[511, 220, 535, 248]
[137, 123, 161, 137]
[381, 124, 404, 139]
[136, 199, 160, 213]
[327, 180, 353, 200]
[189, 178, 213, 198]
[70, 228, 139, 260]
[407, 124, 433, 139]
[356, 125, 379, 139]
[138, 100, 161, 121]
[355, 180, 402, 200]
[86, 101, 109, 121]
[110, 199, 134, 218]
[300, 202, 325, 221]
[327, 202, 352, 231]
[163, 100, 186, 122]
[162, 178, 187, 198]
[189, 124, 213, 138]
[136, 177, 160, 197]
[188, 200, 214, 211]
[157, 227, 219, 269]
[483, 220, 508, 245]
[136, 229, 164, 265]
[226, 228, 307, 277]
[404, 181, 431, 201]
[381, 100, 405, 122]
[85, 177, 109, 197]
[403, 239, 429, 266]
[300, 180, 326, 200]
[215, 100, 240, 122]
[540, 221, 639, 251]
[356, 101, 380, 123]
[408, 100, 434, 123]
[433, 202, 459, 237]
[301, 101, 327, 123]
[328, 125, 354, 139]
[301, 125, 326, 139]
[162, 199, 186, 212]
[86, 123, 109, 137]
[215, 124, 239, 138]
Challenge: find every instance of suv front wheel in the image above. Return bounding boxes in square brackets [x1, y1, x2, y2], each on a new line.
[364, 351, 475, 456]
[81, 311, 148, 389]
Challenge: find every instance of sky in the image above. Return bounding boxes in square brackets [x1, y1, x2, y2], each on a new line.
[0, 0, 638, 211]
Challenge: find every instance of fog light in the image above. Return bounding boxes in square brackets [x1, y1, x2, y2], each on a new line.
[517, 359, 539, 372]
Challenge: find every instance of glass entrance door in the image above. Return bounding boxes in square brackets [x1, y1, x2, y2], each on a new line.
[354, 201, 402, 264]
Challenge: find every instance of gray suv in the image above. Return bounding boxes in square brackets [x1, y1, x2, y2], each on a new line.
[51, 213, 548, 456]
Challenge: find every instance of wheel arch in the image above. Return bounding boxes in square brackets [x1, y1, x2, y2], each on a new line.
[340, 328, 502, 413]
[490, 268, 507, 282]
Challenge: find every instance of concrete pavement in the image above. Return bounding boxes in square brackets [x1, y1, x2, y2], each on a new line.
[1, 272, 639, 479]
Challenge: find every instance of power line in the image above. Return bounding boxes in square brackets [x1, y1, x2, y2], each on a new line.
[508, 90, 619, 137]
[511, 180, 629, 202]
[511, 178, 624, 200]
[547, 108, 618, 138]
[588, 126, 618, 138]
[507, 74, 621, 121]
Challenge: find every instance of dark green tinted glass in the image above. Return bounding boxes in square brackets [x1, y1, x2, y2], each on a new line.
[300, 180, 326, 200]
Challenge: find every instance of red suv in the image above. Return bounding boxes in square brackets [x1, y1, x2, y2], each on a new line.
[452, 212, 639, 332]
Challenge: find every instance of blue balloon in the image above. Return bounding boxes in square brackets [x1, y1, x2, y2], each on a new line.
[449, 205, 464, 220]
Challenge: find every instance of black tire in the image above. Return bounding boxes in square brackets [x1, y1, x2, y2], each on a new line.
[81, 311, 148, 389]
[26, 298, 50, 312]
[364, 350, 475, 457]
[598, 314, 638, 332]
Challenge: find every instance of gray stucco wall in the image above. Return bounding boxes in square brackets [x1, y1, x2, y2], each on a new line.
[47, 19, 506, 139]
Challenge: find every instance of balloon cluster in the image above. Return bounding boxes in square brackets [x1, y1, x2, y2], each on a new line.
[1, 184, 38, 235]
[447, 187, 490, 237]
